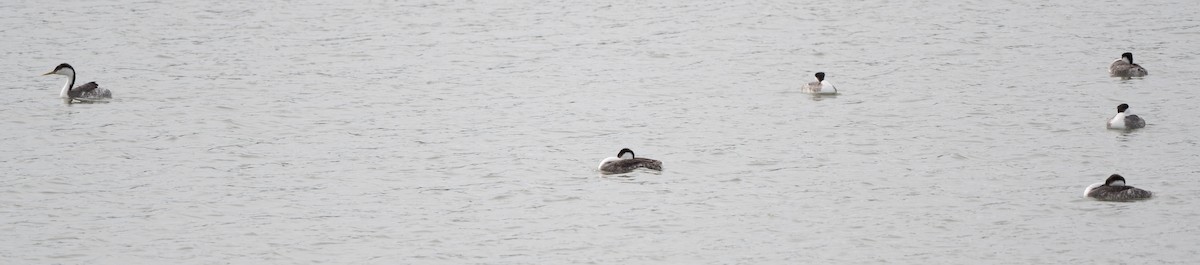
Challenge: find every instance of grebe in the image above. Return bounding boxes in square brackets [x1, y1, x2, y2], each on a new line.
[598, 148, 663, 174]
[1109, 52, 1148, 77]
[42, 63, 112, 103]
[1084, 174, 1152, 201]
[1106, 103, 1146, 130]
[802, 72, 838, 95]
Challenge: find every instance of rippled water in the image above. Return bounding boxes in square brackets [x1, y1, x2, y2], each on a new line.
[3, 0, 1200, 264]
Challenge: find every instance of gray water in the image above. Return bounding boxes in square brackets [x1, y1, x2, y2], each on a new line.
[3, 0, 1200, 264]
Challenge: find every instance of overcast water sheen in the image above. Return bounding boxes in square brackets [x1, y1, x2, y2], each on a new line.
[3, 0, 1200, 264]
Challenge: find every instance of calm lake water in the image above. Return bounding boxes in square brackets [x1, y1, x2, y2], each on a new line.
[3, 0, 1200, 264]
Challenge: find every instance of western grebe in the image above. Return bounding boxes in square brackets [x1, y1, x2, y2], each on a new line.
[597, 148, 663, 174]
[802, 72, 837, 95]
[1109, 52, 1148, 77]
[42, 63, 112, 102]
[1106, 103, 1146, 130]
[1084, 174, 1152, 201]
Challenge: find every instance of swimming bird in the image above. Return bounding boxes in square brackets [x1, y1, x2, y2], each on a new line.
[1109, 52, 1148, 77]
[42, 63, 112, 102]
[597, 148, 663, 174]
[802, 72, 837, 94]
[1107, 103, 1146, 130]
[1084, 174, 1152, 201]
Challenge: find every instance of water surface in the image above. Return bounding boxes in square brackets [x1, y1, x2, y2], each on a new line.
[2, 0, 1199, 264]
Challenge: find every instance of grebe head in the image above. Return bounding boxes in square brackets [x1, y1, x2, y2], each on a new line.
[43, 63, 75, 76]
[1117, 103, 1130, 113]
[617, 148, 635, 159]
[814, 72, 826, 82]
[1121, 52, 1134, 64]
[1105, 174, 1127, 186]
